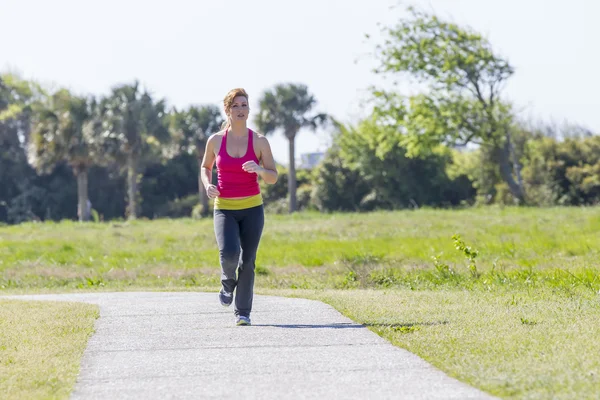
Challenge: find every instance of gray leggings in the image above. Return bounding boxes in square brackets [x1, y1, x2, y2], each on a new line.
[213, 205, 264, 317]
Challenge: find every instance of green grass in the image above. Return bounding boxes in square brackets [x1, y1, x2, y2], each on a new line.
[281, 288, 600, 400]
[1, 207, 599, 291]
[0, 300, 99, 400]
[2, 206, 600, 398]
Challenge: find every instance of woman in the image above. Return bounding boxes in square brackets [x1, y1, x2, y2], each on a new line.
[200, 88, 278, 326]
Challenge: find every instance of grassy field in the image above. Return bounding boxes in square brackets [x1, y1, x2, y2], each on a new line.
[1, 206, 599, 291]
[1, 206, 600, 399]
[0, 300, 98, 400]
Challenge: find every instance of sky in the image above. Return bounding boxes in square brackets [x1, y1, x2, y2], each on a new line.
[1, 0, 598, 164]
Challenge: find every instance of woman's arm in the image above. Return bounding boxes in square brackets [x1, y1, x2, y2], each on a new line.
[256, 136, 278, 184]
[241, 133, 278, 184]
[201, 135, 220, 198]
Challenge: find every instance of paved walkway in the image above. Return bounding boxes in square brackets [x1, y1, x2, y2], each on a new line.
[5, 292, 497, 399]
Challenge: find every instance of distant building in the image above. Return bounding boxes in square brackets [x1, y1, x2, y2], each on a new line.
[298, 152, 325, 169]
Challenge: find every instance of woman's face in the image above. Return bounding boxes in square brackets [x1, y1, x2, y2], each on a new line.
[228, 96, 249, 123]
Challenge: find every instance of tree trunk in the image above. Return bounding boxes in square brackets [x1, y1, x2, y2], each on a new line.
[287, 135, 297, 213]
[506, 130, 524, 196]
[196, 148, 209, 217]
[75, 165, 90, 222]
[496, 140, 526, 204]
[481, 103, 526, 205]
[127, 152, 138, 220]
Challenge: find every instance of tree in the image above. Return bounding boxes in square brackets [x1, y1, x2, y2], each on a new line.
[28, 89, 100, 221]
[0, 73, 46, 155]
[311, 145, 370, 212]
[521, 135, 600, 206]
[0, 74, 44, 222]
[370, 6, 526, 203]
[170, 105, 223, 217]
[99, 82, 170, 219]
[255, 83, 327, 212]
[330, 117, 473, 210]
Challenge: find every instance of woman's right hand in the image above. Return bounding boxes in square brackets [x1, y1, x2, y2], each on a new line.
[206, 184, 220, 199]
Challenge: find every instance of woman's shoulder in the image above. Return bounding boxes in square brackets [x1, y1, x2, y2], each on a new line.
[208, 130, 226, 144]
[251, 129, 273, 158]
[251, 129, 268, 143]
[206, 131, 226, 155]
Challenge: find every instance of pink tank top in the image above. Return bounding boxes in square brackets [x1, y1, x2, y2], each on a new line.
[215, 128, 261, 198]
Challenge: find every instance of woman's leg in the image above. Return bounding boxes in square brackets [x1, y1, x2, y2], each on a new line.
[234, 205, 265, 318]
[213, 209, 241, 296]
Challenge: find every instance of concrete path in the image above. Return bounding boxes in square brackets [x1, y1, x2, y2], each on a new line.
[5, 292, 497, 399]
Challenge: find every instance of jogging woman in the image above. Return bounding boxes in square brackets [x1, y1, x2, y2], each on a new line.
[200, 88, 278, 326]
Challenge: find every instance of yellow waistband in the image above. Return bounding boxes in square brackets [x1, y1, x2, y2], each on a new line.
[214, 193, 263, 210]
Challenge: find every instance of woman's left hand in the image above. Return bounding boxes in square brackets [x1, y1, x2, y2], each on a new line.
[242, 161, 264, 174]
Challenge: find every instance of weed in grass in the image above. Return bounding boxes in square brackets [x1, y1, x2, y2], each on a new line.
[255, 265, 270, 276]
[338, 252, 385, 288]
[432, 255, 456, 280]
[520, 317, 538, 326]
[339, 270, 358, 289]
[452, 234, 480, 278]
[369, 269, 399, 288]
[391, 325, 421, 334]
[85, 277, 104, 287]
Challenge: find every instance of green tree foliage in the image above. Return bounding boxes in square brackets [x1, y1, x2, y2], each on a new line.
[371, 6, 525, 203]
[445, 146, 500, 205]
[170, 105, 223, 217]
[312, 117, 474, 211]
[86, 164, 126, 221]
[259, 165, 312, 213]
[2, 67, 598, 224]
[522, 135, 600, 206]
[311, 146, 370, 212]
[0, 74, 49, 223]
[139, 153, 199, 218]
[0, 73, 45, 123]
[255, 83, 327, 213]
[443, 120, 600, 206]
[98, 82, 171, 219]
[28, 89, 102, 221]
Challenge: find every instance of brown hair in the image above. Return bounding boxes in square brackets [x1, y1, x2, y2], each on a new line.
[221, 88, 249, 130]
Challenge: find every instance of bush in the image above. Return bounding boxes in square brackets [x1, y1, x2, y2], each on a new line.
[155, 194, 199, 218]
[310, 147, 369, 212]
[264, 198, 289, 214]
[297, 184, 313, 211]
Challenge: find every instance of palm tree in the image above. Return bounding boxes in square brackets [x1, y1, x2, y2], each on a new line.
[255, 83, 327, 212]
[170, 105, 223, 217]
[28, 89, 98, 221]
[100, 82, 170, 220]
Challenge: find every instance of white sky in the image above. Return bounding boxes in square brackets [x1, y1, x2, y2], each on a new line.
[1, 0, 597, 164]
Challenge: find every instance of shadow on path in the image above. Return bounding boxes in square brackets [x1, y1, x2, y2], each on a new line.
[253, 321, 449, 329]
